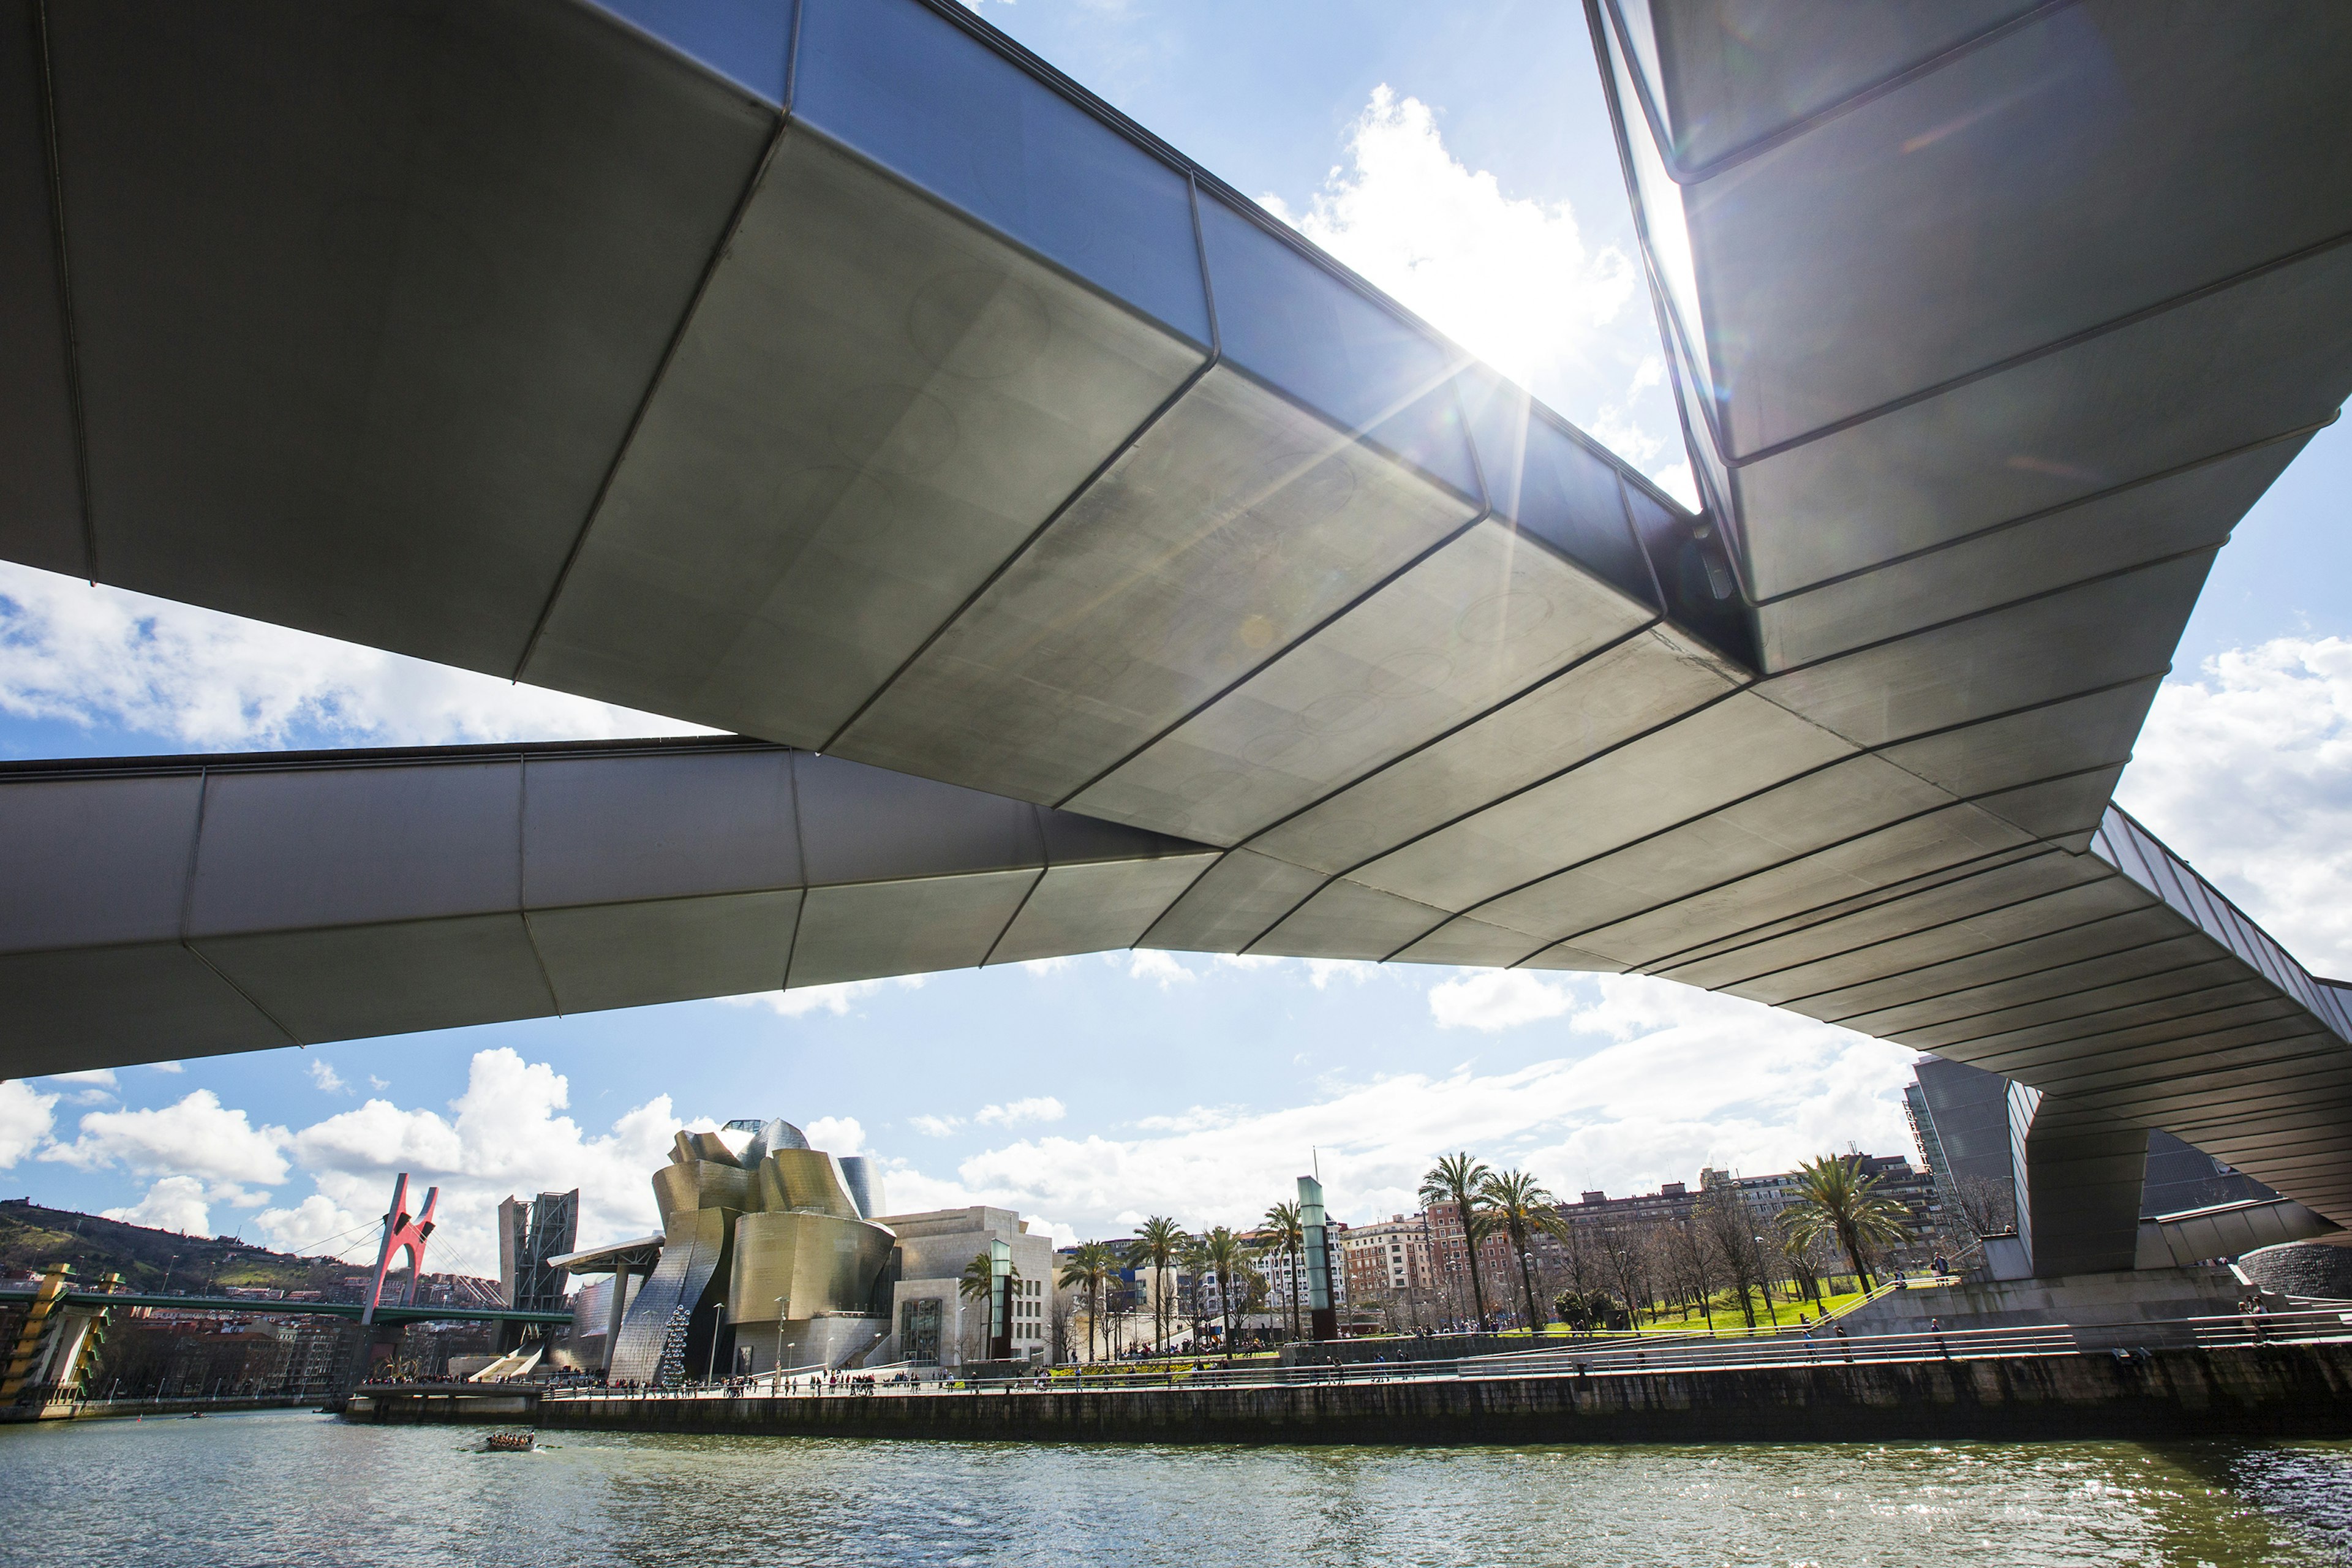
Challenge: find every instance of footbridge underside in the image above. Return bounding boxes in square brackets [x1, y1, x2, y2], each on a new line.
[4, 1, 2351, 1263]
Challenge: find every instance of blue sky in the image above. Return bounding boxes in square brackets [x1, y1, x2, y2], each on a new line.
[4, 0, 2349, 1274]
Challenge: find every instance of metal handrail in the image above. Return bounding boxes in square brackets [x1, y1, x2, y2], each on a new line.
[529, 1308, 2352, 1403]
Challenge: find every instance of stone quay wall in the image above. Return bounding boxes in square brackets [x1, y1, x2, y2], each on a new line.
[349, 1346, 2352, 1444]
[344, 1384, 537, 1424]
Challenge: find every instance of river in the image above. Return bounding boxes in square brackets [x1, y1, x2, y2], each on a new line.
[4, 1409, 2350, 1565]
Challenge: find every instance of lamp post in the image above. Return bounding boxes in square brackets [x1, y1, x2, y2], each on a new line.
[775, 1295, 789, 1394]
[705, 1301, 725, 1386]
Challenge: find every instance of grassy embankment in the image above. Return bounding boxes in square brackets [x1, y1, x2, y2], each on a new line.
[0, 1199, 349, 1295]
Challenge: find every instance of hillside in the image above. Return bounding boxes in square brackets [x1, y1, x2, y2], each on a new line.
[0, 1197, 358, 1297]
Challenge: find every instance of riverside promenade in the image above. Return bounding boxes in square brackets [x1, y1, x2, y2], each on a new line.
[346, 1314, 2352, 1445]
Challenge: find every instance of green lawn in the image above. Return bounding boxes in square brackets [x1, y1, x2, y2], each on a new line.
[1055, 1278, 1950, 1371]
[1485, 1281, 1910, 1340]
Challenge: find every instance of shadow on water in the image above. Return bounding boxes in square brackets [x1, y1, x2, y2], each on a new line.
[4, 1409, 2351, 1566]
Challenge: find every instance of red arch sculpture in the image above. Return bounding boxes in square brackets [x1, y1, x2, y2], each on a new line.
[361, 1172, 438, 1325]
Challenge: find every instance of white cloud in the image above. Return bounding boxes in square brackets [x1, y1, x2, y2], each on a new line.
[307, 1060, 348, 1095]
[1017, 956, 1076, 975]
[884, 974, 1913, 1237]
[0, 1080, 59, 1167]
[151, 1061, 183, 1074]
[251, 1193, 366, 1256]
[42, 1089, 289, 1205]
[1649, 461, 1700, 511]
[1428, 970, 1576, 1031]
[24, 1054, 696, 1268]
[1126, 949, 1196, 988]
[1304, 959, 1376, 990]
[1262, 86, 1648, 443]
[262, 1048, 685, 1269]
[0, 561, 709, 749]
[722, 975, 925, 1018]
[2118, 636, 2352, 976]
[103, 1175, 216, 1237]
[910, 1115, 964, 1139]
[973, 1096, 1066, 1128]
[803, 1115, 865, 1156]
[37, 1070, 118, 1107]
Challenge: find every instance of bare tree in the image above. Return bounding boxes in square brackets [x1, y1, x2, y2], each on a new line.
[1547, 1221, 1608, 1333]
[1780, 1227, 1832, 1309]
[1658, 1218, 1721, 1329]
[1594, 1218, 1657, 1329]
[1951, 1172, 2017, 1237]
[1695, 1185, 1779, 1329]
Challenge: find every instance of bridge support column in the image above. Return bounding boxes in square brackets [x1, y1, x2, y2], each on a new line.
[324, 1321, 402, 1410]
[2005, 1084, 2150, 1278]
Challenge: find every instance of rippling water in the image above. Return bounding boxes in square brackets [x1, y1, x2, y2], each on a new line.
[5, 1409, 2351, 1566]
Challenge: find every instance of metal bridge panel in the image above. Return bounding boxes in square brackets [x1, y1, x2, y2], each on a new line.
[1389, 914, 1549, 970]
[1571, 805, 2037, 964]
[1140, 848, 1327, 952]
[832, 367, 1481, 804]
[186, 761, 522, 936]
[1346, 690, 1851, 915]
[193, 912, 554, 1046]
[1754, 555, 2214, 747]
[0, 773, 202, 951]
[46, 0, 772, 674]
[522, 747, 799, 909]
[1069, 516, 1653, 847]
[0, 944, 285, 1078]
[787, 869, 1038, 989]
[521, 130, 1207, 747]
[527, 889, 802, 1015]
[1248, 627, 1739, 876]
[1677, 3, 2352, 467]
[1757, 441, 2305, 669]
[986, 854, 1215, 967]
[1659, 850, 2111, 990]
[1253, 876, 1450, 963]
[1476, 757, 1978, 945]
[0, 0, 83, 576]
[1724, 876, 2157, 1008]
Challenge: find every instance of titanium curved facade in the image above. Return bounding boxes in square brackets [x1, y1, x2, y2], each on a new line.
[607, 1121, 896, 1385]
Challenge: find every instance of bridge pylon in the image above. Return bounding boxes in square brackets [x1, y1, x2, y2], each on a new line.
[361, 1173, 438, 1327]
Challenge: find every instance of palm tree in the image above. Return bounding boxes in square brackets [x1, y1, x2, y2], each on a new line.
[1055, 1242, 1117, 1365]
[957, 1252, 1021, 1361]
[1477, 1169, 1569, 1332]
[1179, 1232, 1214, 1351]
[1780, 1155, 1912, 1292]
[1420, 1152, 1495, 1330]
[1125, 1216, 1186, 1356]
[1259, 1200, 1306, 1343]
[1197, 1226, 1254, 1360]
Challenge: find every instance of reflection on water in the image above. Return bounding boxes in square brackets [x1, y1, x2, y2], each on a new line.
[2, 1409, 2349, 1567]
